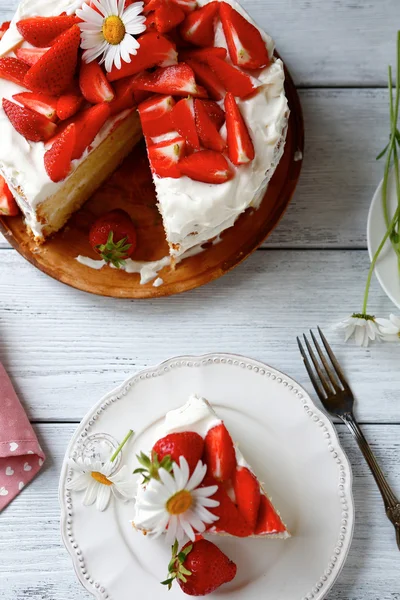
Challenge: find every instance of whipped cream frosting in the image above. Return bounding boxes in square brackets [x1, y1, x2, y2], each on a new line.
[156, 0, 289, 257]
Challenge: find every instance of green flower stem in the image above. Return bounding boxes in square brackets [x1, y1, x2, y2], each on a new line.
[110, 429, 134, 463]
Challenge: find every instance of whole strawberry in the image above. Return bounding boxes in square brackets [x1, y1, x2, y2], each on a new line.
[162, 539, 237, 596]
[153, 432, 204, 474]
[89, 209, 137, 268]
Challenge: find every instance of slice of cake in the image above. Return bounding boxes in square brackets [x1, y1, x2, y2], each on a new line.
[0, 0, 289, 264]
[133, 394, 289, 542]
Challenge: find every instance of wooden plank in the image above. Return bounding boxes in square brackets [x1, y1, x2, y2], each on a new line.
[0, 0, 398, 86]
[0, 248, 399, 424]
[0, 423, 399, 599]
[0, 88, 391, 250]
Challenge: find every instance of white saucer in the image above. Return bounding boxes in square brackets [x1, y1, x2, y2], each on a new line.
[59, 353, 354, 600]
[367, 167, 400, 309]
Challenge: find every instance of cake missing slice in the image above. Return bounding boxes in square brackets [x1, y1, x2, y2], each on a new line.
[133, 394, 289, 540]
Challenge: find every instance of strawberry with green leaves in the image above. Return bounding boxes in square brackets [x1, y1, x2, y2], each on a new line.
[162, 539, 237, 596]
[89, 209, 137, 268]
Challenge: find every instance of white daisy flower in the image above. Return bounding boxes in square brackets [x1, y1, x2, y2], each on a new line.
[375, 314, 400, 342]
[136, 456, 220, 545]
[77, 0, 147, 73]
[67, 456, 136, 511]
[336, 313, 380, 347]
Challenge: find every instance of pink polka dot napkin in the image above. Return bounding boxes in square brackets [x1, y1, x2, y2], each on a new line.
[0, 362, 45, 512]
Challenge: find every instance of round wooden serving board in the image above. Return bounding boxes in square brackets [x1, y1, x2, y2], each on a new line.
[0, 65, 304, 298]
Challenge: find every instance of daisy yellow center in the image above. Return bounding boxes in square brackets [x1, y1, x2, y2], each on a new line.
[166, 490, 193, 515]
[102, 15, 126, 45]
[91, 471, 113, 486]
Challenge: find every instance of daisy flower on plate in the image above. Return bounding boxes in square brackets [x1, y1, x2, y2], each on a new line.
[77, 0, 147, 73]
[336, 313, 380, 348]
[135, 456, 220, 545]
[375, 314, 400, 342]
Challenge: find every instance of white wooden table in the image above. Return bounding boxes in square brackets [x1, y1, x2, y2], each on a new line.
[1, 1, 400, 598]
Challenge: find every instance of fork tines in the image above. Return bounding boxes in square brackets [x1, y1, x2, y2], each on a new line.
[297, 327, 350, 402]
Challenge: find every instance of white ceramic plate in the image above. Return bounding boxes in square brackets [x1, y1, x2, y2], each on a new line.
[59, 354, 354, 600]
[367, 168, 400, 309]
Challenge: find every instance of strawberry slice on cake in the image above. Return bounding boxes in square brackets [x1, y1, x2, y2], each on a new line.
[132, 394, 289, 541]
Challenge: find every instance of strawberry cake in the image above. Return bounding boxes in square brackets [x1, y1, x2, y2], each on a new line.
[0, 0, 289, 263]
[133, 394, 289, 542]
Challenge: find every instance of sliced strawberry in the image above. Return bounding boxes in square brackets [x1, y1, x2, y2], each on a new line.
[107, 32, 177, 81]
[148, 136, 185, 178]
[108, 78, 136, 116]
[194, 98, 225, 151]
[180, 1, 219, 47]
[180, 46, 227, 62]
[15, 47, 49, 66]
[0, 57, 30, 86]
[2, 98, 57, 143]
[16, 15, 79, 48]
[13, 92, 58, 122]
[232, 466, 260, 530]
[152, 431, 204, 472]
[57, 93, 84, 120]
[0, 176, 19, 216]
[154, 0, 186, 33]
[44, 123, 76, 182]
[219, 2, 269, 70]
[203, 423, 237, 481]
[0, 21, 10, 41]
[143, 0, 162, 13]
[207, 55, 256, 99]
[224, 92, 254, 165]
[179, 149, 233, 183]
[71, 102, 111, 160]
[200, 99, 225, 129]
[170, 0, 197, 14]
[185, 58, 225, 101]
[132, 63, 207, 97]
[138, 94, 175, 138]
[133, 88, 153, 104]
[254, 494, 287, 535]
[203, 477, 253, 537]
[145, 12, 157, 30]
[171, 97, 199, 150]
[79, 60, 115, 104]
[24, 25, 81, 96]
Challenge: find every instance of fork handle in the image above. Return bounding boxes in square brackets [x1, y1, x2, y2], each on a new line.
[341, 413, 400, 550]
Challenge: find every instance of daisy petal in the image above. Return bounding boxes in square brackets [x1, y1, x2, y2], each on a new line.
[67, 473, 90, 491]
[159, 468, 177, 495]
[186, 461, 207, 491]
[96, 485, 112, 511]
[83, 480, 99, 506]
[179, 515, 195, 541]
[165, 515, 178, 546]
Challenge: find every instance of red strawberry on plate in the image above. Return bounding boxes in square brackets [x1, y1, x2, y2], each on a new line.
[148, 136, 186, 177]
[170, 0, 197, 14]
[44, 123, 76, 182]
[207, 55, 256, 99]
[132, 63, 207, 97]
[219, 2, 270, 70]
[24, 24, 81, 96]
[0, 21, 10, 41]
[71, 102, 111, 160]
[0, 57, 30, 86]
[203, 422, 236, 481]
[162, 539, 237, 596]
[204, 477, 253, 537]
[180, 46, 227, 62]
[0, 176, 19, 216]
[138, 94, 175, 138]
[185, 58, 225, 101]
[180, 1, 219, 47]
[224, 91, 254, 164]
[154, 0, 186, 33]
[16, 47, 49, 66]
[194, 98, 225, 151]
[13, 92, 58, 122]
[2, 98, 57, 142]
[107, 32, 177, 81]
[233, 466, 260, 530]
[79, 60, 115, 104]
[56, 93, 84, 120]
[16, 15, 79, 47]
[179, 149, 233, 184]
[153, 431, 204, 472]
[200, 99, 225, 129]
[254, 494, 287, 535]
[171, 97, 199, 150]
[89, 209, 137, 268]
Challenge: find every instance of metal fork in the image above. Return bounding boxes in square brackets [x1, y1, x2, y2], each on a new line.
[297, 327, 400, 551]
